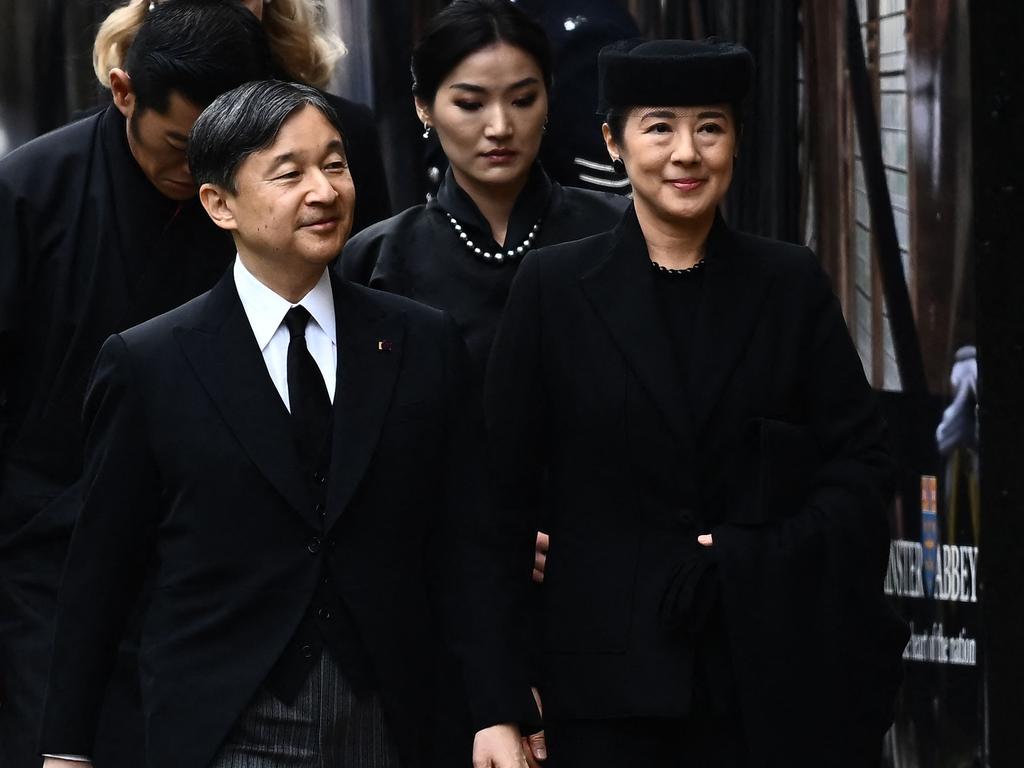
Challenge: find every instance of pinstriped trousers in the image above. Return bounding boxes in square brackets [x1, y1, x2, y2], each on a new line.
[209, 652, 403, 768]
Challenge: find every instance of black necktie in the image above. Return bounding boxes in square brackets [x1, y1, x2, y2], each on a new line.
[283, 306, 332, 466]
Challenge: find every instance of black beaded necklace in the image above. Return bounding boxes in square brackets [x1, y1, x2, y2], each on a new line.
[443, 210, 543, 264]
[650, 256, 707, 277]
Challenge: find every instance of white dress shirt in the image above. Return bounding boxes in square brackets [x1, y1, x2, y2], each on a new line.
[233, 256, 337, 408]
[41, 258, 337, 766]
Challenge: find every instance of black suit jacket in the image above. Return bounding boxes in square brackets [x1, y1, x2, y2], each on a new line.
[485, 207, 902, 766]
[41, 270, 535, 768]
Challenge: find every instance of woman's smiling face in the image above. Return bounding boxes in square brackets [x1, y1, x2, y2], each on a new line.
[606, 104, 737, 228]
[416, 42, 548, 197]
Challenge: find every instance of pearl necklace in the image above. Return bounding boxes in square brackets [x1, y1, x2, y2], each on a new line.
[443, 210, 543, 264]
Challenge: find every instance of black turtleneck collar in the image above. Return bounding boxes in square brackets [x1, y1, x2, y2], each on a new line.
[100, 103, 181, 219]
[99, 103, 211, 255]
[430, 163, 555, 255]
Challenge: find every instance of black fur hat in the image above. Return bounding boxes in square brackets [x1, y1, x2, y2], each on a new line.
[597, 37, 755, 112]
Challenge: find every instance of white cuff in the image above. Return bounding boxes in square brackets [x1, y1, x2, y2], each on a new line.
[42, 756, 93, 763]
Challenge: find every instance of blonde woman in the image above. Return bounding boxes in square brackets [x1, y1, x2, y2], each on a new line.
[93, 0, 391, 234]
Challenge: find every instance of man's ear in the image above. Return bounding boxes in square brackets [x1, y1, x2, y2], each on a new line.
[109, 68, 135, 119]
[199, 183, 239, 232]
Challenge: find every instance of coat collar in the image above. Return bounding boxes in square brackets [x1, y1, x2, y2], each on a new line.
[687, 215, 775, 433]
[322, 276, 406, 530]
[100, 104, 181, 228]
[580, 205, 773, 439]
[176, 269, 406, 530]
[100, 103, 230, 329]
[101, 104, 211, 262]
[176, 271, 318, 527]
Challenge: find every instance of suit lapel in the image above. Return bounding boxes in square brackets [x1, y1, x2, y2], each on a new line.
[580, 207, 695, 444]
[687, 221, 774, 434]
[324, 275, 406, 529]
[176, 271, 319, 528]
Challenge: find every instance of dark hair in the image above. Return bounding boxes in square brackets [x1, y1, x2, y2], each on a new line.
[411, 0, 552, 104]
[187, 79, 343, 193]
[604, 101, 745, 146]
[124, 0, 273, 115]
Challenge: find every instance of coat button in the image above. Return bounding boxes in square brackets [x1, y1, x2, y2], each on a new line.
[307, 537, 322, 554]
[317, 607, 333, 621]
[315, 503, 325, 517]
[679, 510, 695, 526]
[300, 644, 314, 659]
[313, 471, 326, 485]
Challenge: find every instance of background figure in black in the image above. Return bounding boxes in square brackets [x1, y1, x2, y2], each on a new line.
[0, 3, 273, 766]
[341, 0, 627, 381]
[517, 0, 639, 193]
[421, 0, 638, 197]
[93, 0, 392, 235]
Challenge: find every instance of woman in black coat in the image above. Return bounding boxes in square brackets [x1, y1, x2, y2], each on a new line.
[485, 38, 907, 767]
[339, 0, 627, 380]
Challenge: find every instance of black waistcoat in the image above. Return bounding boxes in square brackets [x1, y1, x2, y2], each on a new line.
[264, 434, 375, 701]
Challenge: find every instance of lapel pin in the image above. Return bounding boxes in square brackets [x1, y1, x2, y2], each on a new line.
[377, 340, 393, 352]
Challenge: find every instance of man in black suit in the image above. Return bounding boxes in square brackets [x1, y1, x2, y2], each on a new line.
[39, 80, 536, 768]
[0, 3, 273, 766]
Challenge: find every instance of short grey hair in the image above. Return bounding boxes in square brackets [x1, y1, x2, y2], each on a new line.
[187, 79, 344, 193]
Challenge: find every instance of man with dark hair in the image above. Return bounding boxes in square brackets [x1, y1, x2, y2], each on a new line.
[39, 80, 538, 768]
[0, 2, 273, 766]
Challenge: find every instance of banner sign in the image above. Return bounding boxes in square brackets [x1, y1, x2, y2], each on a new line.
[879, 393, 983, 768]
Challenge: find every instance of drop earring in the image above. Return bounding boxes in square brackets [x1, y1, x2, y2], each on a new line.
[422, 123, 432, 140]
[611, 156, 626, 174]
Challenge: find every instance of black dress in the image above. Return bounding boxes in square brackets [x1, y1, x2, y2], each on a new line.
[339, 164, 628, 378]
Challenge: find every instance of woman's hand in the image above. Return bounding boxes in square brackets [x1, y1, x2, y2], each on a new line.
[532, 531, 549, 583]
[473, 724, 529, 768]
[698, 533, 713, 547]
[522, 686, 547, 766]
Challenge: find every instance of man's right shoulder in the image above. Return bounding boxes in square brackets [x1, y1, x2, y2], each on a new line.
[118, 288, 213, 352]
